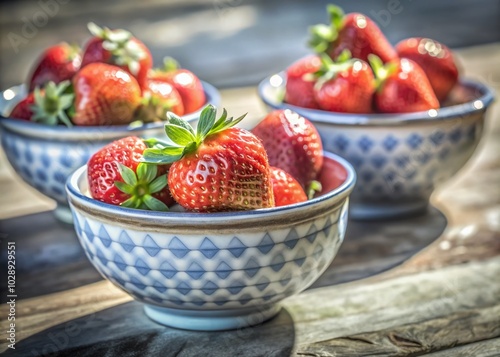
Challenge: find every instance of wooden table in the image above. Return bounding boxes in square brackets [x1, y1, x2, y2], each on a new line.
[1, 44, 499, 356]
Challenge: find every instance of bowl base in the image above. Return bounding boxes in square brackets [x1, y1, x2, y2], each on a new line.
[54, 204, 74, 224]
[144, 304, 281, 331]
[350, 200, 429, 221]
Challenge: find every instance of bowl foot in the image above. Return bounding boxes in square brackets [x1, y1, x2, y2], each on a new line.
[53, 204, 74, 224]
[143, 304, 281, 331]
[350, 200, 429, 221]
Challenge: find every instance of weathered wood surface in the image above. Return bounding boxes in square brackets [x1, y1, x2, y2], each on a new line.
[0, 44, 499, 356]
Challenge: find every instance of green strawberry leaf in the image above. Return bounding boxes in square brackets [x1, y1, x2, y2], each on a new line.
[114, 181, 134, 195]
[118, 163, 138, 186]
[142, 138, 170, 149]
[165, 124, 196, 146]
[137, 163, 157, 183]
[142, 147, 184, 164]
[162, 56, 180, 72]
[121, 196, 140, 209]
[149, 175, 168, 193]
[196, 105, 217, 140]
[143, 194, 169, 211]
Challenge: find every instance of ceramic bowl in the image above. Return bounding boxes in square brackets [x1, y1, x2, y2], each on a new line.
[258, 73, 495, 219]
[66, 151, 356, 331]
[0, 83, 220, 222]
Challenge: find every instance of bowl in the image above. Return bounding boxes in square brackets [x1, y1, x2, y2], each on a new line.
[65, 151, 356, 331]
[0, 82, 220, 222]
[258, 72, 495, 220]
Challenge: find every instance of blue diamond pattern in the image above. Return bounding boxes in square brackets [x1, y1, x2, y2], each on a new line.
[36, 169, 47, 182]
[118, 231, 135, 252]
[186, 262, 206, 280]
[40, 152, 51, 168]
[430, 131, 445, 146]
[159, 261, 178, 278]
[448, 127, 462, 143]
[294, 248, 307, 267]
[199, 238, 219, 259]
[59, 153, 73, 168]
[113, 254, 127, 271]
[53, 171, 66, 184]
[130, 277, 147, 290]
[98, 226, 112, 247]
[395, 155, 410, 169]
[227, 281, 245, 295]
[176, 282, 192, 296]
[358, 136, 374, 153]
[349, 154, 364, 168]
[257, 233, 275, 254]
[333, 135, 349, 152]
[20, 166, 32, 179]
[83, 220, 94, 243]
[383, 135, 399, 152]
[168, 237, 189, 258]
[96, 248, 108, 266]
[305, 224, 318, 243]
[238, 294, 252, 305]
[227, 237, 247, 258]
[152, 281, 167, 293]
[256, 277, 270, 291]
[415, 151, 431, 164]
[201, 281, 218, 295]
[215, 262, 232, 279]
[371, 155, 387, 169]
[134, 258, 151, 276]
[243, 258, 260, 278]
[361, 171, 374, 183]
[191, 299, 206, 307]
[270, 254, 285, 272]
[439, 148, 450, 161]
[284, 228, 300, 249]
[322, 217, 333, 238]
[24, 149, 34, 164]
[406, 133, 423, 149]
[143, 235, 160, 257]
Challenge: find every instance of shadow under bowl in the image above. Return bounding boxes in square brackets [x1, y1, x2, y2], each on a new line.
[0, 82, 220, 222]
[258, 73, 495, 220]
[65, 151, 356, 331]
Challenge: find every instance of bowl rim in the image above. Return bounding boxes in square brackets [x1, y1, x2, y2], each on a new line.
[66, 151, 356, 230]
[0, 81, 220, 137]
[258, 72, 495, 126]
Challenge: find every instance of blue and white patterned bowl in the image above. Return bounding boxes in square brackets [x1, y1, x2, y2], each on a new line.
[0, 83, 220, 222]
[258, 73, 495, 219]
[66, 152, 356, 331]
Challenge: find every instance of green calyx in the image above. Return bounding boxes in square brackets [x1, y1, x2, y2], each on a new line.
[306, 180, 323, 200]
[314, 50, 354, 89]
[368, 54, 398, 92]
[308, 4, 345, 53]
[87, 22, 145, 76]
[135, 93, 176, 123]
[31, 80, 74, 127]
[115, 162, 169, 211]
[142, 104, 246, 165]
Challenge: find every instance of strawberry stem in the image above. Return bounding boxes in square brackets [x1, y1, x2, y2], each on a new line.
[368, 54, 398, 91]
[308, 4, 345, 53]
[31, 81, 74, 127]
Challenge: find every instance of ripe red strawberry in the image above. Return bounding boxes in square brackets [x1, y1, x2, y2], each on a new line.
[81, 23, 152, 90]
[252, 109, 323, 189]
[87, 136, 173, 210]
[72, 63, 142, 126]
[9, 81, 74, 126]
[313, 53, 375, 113]
[149, 57, 206, 114]
[396, 37, 459, 101]
[370, 55, 440, 113]
[135, 79, 184, 123]
[285, 55, 321, 109]
[29, 42, 81, 91]
[310, 5, 397, 63]
[270, 167, 307, 207]
[142, 105, 274, 212]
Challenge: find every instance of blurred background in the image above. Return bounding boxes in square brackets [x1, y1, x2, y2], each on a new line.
[0, 0, 499, 89]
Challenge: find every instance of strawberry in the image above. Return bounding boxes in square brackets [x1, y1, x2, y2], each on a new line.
[87, 136, 173, 210]
[313, 52, 375, 113]
[81, 23, 152, 90]
[285, 55, 321, 109]
[396, 37, 459, 101]
[270, 167, 307, 207]
[310, 5, 397, 64]
[252, 109, 323, 189]
[142, 105, 274, 212]
[149, 57, 206, 114]
[135, 79, 184, 123]
[28, 42, 81, 91]
[369, 55, 440, 113]
[9, 81, 74, 126]
[72, 63, 142, 126]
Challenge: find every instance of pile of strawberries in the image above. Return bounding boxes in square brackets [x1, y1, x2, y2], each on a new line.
[9, 23, 206, 126]
[87, 105, 325, 211]
[285, 5, 460, 113]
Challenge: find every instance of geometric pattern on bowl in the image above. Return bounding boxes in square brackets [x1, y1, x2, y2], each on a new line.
[71, 204, 346, 309]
